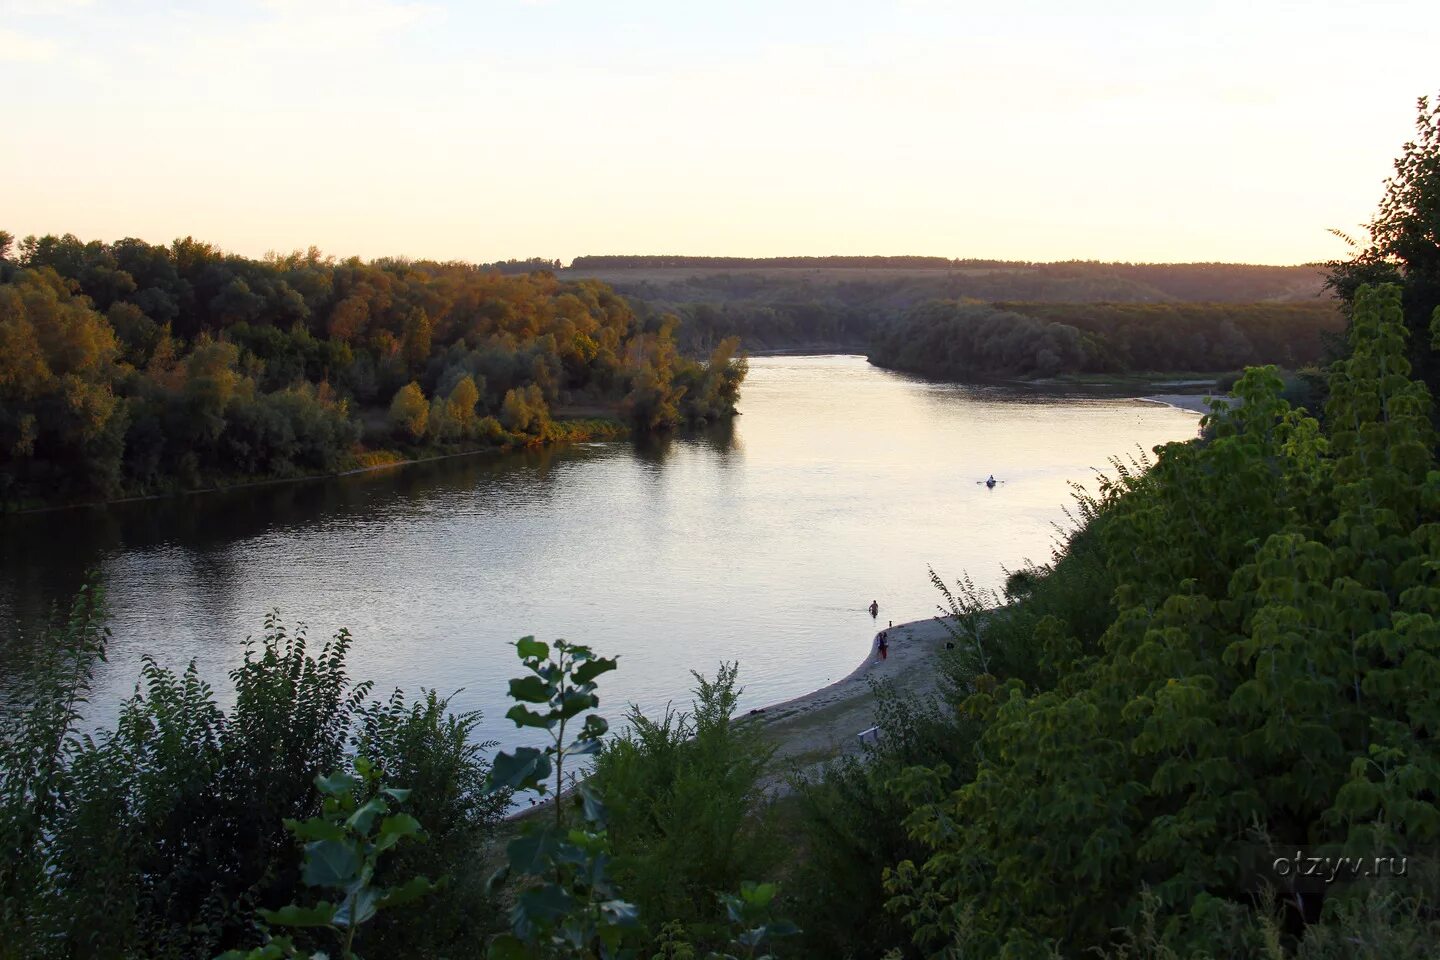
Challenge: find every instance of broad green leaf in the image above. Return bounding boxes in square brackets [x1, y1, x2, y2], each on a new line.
[581, 714, 609, 738]
[379, 786, 411, 803]
[516, 883, 575, 926]
[374, 812, 423, 852]
[508, 675, 554, 703]
[345, 796, 389, 835]
[302, 839, 361, 888]
[487, 747, 552, 794]
[577, 782, 608, 826]
[505, 703, 559, 730]
[571, 655, 618, 685]
[505, 826, 559, 874]
[376, 875, 440, 908]
[514, 636, 548, 661]
[314, 771, 357, 796]
[565, 737, 601, 756]
[258, 901, 338, 927]
[284, 817, 345, 842]
[557, 689, 598, 720]
[333, 887, 379, 928]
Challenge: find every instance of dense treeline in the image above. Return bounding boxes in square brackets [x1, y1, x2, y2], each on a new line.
[0, 232, 745, 508]
[867, 298, 1341, 379]
[571, 255, 1325, 301]
[570, 260, 1330, 356]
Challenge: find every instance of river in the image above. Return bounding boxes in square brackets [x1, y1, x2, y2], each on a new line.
[0, 355, 1201, 747]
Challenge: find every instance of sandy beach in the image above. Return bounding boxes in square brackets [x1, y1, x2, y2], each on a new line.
[750, 615, 955, 793]
[1139, 393, 1237, 415]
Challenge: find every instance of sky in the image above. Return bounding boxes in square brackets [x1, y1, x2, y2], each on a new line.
[2, 0, 1437, 266]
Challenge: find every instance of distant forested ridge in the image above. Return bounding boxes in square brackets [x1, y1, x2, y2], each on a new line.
[0, 232, 745, 508]
[868, 299, 1344, 380]
[563, 256, 1333, 359]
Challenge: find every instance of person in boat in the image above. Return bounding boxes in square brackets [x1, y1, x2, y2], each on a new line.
[869, 599, 879, 618]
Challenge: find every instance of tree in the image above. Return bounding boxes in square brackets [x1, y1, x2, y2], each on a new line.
[401, 309, 432, 374]
[444, 375, 480, 438]
[1328, 93, 1440, 397]
[388, 382, 428, 442]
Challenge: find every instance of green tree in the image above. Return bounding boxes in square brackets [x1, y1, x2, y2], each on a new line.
[388, 381, 428, 442]
[1328, 93, 1440, 397]
[446, 375, 481, 438]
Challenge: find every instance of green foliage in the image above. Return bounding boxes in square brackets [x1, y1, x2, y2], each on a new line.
[388, 381, 429, 441]
[709, 882, 799, 960]
[0, 581, 110, 960]
[485, 637, 637, 960]
[790, 680, 973, 960]
[354, 688, 510, 956]
[0, 234, 748, 507]
[0, 597, 504, 960]
[216, 756, 439, 960]
[1328, 92, 1440, 405]
[590, 664, 778, 949]
[867, 299, 1341, 381]
[874, 283, 1440, 956]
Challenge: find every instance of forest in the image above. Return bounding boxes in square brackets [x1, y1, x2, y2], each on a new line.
[569, 256, 1327, 304]
[0, 234, 746, 509]
[867, 299, 1343, 379]
[565, 258, 1337, 361]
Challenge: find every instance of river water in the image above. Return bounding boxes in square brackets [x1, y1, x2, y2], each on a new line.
[0, 356, 1200, 746]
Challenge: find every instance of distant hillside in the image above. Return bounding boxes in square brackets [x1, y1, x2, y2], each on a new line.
[562, 257, 1325, 304]
[558, 256, 1332, 355]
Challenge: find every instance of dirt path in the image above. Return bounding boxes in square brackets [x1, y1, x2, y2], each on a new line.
[748, 616, 954, 795]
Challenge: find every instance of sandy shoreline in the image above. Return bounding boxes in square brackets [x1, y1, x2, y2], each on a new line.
[500, 615, 953, 822]
[1139, 393, 1237, 415]
[749, 615, 955, 793]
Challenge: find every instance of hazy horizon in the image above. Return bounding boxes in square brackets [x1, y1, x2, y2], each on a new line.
[5, 1, 1437, 266]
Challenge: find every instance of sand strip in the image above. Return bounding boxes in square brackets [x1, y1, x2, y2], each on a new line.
[749, 616, 955, 793]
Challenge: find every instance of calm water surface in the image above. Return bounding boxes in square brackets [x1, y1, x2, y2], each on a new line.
[1, 356, 1200, 746]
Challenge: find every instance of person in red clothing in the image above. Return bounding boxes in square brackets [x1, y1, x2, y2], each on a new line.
[877, 631, 889, 661]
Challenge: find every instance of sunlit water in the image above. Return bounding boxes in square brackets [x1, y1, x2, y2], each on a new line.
[1, 356, 1200, 749]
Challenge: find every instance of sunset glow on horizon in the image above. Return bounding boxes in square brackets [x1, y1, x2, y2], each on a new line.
[3, 0, 1437, 266]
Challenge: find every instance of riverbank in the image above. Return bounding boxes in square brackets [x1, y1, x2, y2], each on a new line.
[501, 614, 953, 824]
[1139, 393, 1239, 415]
[1, 417, 629, 515]
[751, 615, 953, 794]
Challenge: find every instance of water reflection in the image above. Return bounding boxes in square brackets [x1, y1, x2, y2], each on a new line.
[1, 356, 1200, 748]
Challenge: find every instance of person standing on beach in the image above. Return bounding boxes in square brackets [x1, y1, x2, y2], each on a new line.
[877, 631, 889, 661]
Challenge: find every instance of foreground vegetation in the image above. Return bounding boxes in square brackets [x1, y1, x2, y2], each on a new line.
[0, 235, 746, 509]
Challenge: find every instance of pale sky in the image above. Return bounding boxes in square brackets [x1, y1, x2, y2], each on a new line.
[3, 0, 1436, 265]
